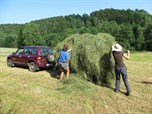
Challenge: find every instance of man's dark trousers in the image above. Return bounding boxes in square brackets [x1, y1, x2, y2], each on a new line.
[115, 67, 131, 92]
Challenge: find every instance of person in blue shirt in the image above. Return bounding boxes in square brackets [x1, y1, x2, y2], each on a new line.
[58, 44, 72, 80]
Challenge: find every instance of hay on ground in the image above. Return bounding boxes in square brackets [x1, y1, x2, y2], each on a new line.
[55, 33, 116, 85]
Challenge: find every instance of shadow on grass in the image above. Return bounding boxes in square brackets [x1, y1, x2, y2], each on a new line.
[140, 81, 152, 85]
[46, 65, 60, 79]
[135, 81, 152, 85]
[119, 91, 127, 95]
[138, 81, 152, 84]
[12, 64, 62, 80]
[102, 84, 129, 96]
[102, 83, 114, 90]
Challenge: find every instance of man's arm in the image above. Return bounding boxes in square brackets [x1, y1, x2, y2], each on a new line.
[123, 50, 130, 59]
[67, 49, 72, 52]
[66, 52, 70, 63]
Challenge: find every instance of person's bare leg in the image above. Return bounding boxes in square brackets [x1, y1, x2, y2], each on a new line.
[66, 68, 70, 79]
[60, 71, 64, 80]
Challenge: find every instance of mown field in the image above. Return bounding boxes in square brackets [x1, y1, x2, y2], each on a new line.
[0, 48, 152, 114]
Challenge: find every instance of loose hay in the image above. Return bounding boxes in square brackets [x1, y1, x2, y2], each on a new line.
[55, 33, 116, 85]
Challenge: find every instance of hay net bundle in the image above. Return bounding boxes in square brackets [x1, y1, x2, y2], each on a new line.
[55, 33, 116, 85]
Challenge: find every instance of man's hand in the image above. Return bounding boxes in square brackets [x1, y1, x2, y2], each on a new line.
[68, 49, 72, 52]
[123, 50, 130, 59]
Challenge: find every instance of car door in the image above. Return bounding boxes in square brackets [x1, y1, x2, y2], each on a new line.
[11, 48, 24, 65]
[20, 47, 33, 66]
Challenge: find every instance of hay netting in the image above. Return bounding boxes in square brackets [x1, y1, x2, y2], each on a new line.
[55, 33, 116, 85]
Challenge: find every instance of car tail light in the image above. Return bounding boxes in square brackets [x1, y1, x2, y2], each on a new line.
[37, 56, 46, 62]
[37, 57, 42, 60]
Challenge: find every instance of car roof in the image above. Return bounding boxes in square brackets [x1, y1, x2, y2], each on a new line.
[22, 46, 51, 48]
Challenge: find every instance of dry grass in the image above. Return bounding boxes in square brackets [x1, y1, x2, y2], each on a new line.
[0, 47, 152, 114]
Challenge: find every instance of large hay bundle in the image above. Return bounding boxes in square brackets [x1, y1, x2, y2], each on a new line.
[55, 33, 116, 85]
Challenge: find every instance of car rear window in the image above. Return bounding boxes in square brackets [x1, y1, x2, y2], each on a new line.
[40, 48, 52, 56]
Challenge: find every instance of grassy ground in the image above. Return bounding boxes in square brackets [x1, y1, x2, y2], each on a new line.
[0, 48, 152, 114]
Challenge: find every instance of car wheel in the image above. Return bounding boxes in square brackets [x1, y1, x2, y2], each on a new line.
[7, 59, 14, 67]
[47, 53, 55, 62]
[28, 62, 37, 72]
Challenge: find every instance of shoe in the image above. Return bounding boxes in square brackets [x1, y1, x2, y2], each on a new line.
[115, 90, 119, 93]
[125, 92, 130, 96]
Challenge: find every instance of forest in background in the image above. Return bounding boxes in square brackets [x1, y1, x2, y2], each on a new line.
[0, 8, 152, 51]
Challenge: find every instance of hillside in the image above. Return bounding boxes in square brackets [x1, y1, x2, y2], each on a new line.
[0, 8, 152, 51]
[0, 48, 152, 114]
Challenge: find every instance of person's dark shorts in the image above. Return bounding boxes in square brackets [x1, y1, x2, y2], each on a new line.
[58, 62, 69, 70]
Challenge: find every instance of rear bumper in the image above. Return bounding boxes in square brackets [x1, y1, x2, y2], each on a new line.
[45, 63, 55, 68]
[37, 61, 56, 68]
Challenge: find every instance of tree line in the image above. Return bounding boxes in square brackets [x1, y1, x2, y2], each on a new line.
[0, 8, 152, 51]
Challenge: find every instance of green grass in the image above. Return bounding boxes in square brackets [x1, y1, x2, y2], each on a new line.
[0, 47, 152, 114]
[130, 52, 152, 62]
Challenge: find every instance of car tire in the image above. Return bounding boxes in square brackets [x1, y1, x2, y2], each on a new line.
[28, 62, 37, 72]
[47, 53, 55, 62]
[7, 59, 14, 67]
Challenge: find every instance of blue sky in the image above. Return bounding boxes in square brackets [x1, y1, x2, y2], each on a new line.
[0, 0, 152, 24]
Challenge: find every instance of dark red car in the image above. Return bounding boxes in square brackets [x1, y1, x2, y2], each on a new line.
[7, 46, 56, 72]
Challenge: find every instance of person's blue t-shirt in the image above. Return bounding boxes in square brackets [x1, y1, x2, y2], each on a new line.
[58, 50, 70, 63]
